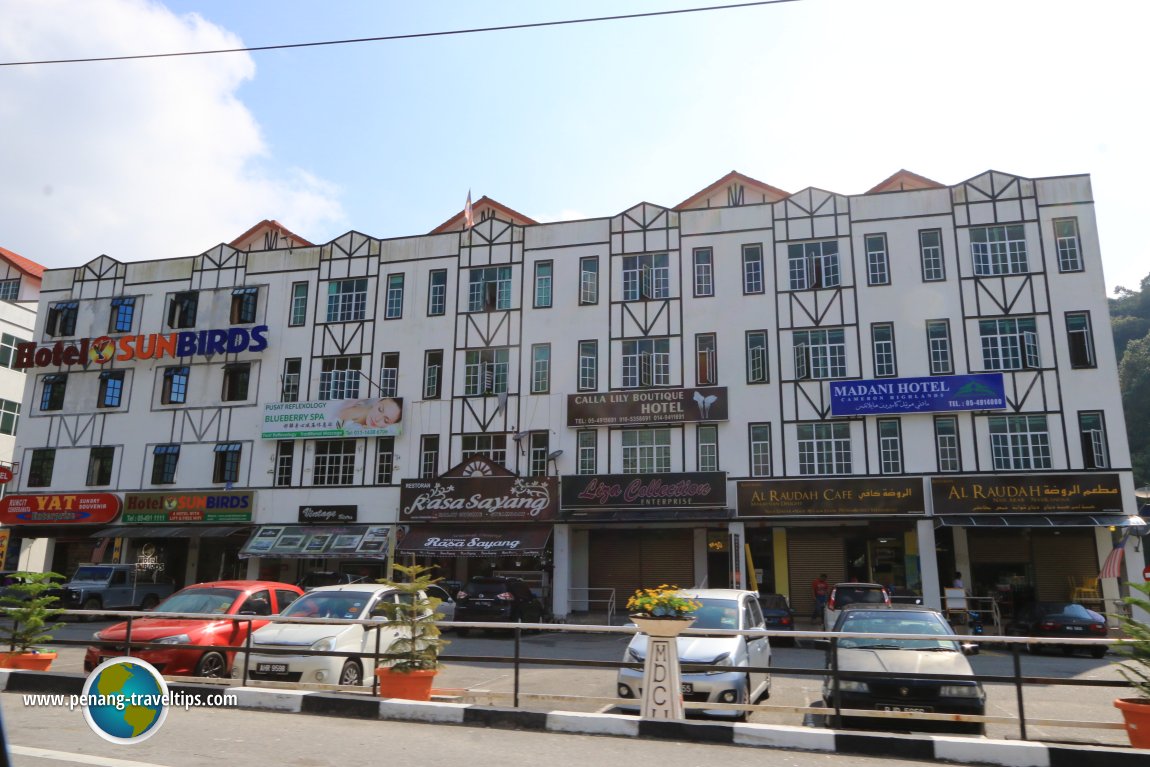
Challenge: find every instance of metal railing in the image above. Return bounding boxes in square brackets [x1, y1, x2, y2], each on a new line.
[565, 587, 616, 624]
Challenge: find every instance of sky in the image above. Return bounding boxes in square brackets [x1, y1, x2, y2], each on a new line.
[1, 0, 1148, 295]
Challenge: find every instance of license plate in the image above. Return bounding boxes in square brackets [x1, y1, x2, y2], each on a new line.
[681, 683, 693, 694]
[256, 663, 288, 674]
[1066, 626, 1084, 632]
[879, 704, 932, 713]
[472, 599, 492, 606]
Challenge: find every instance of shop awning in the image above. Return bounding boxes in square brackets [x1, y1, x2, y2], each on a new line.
[934, 514, 1140, 528]
[91, 526, 250, 539]
[238, 525, 391, 560]
[398, 525, 552, 557]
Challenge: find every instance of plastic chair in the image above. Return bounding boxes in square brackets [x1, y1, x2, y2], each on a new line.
[1070, 577, 1100, 602]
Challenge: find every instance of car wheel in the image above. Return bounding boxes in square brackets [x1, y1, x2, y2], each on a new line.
[1091, 646, 1107, 659]
[339, 660, 362, 686]
[81, 597, 101, 622]
[195, 652, 227, 678]
[732, 677, 751, 722]
[140, 594, 160, 610]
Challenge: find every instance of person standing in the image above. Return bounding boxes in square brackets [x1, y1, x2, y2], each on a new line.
[811, 573, 830, 620]
[952, 571, 965, 589]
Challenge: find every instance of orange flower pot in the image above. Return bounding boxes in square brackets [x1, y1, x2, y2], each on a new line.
[0, 652, 57, 671]
[374, 668, 437, 701]
[1115, 698, 1150, 748]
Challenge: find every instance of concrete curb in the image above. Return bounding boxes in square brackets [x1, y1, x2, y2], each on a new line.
[3, 671, 1140, 767]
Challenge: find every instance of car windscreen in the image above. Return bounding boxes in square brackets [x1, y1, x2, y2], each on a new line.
[1046, 603, 1096, 620]
[70, 567, 113, 583]
[689, 598, 740, 630]
[464, 579, 513, 598]
[837, 613, 959, 651]
[834, 587, 886, 607]
[759, 594, 789, 611]
[280, 591, 375, 619]
[156, 588, 241, 614]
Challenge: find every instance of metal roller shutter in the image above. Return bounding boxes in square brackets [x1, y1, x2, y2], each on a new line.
[1032, 530, 1097, 602]
[968, 529, 1030, 564]
[787, 531, 845, 619]
[588, 529, 695, 605]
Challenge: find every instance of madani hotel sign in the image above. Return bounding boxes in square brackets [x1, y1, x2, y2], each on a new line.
[14, 325, 270, 369]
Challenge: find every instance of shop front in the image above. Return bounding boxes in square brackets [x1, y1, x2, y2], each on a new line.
[238, 518, 392, 585]
[0, 492, 122, 576]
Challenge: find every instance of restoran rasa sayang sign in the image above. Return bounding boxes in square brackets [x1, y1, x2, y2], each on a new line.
[14, 325, 270, 369]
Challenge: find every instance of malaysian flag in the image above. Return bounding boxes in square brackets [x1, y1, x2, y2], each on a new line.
[1100, 541, 1126, 580]
[464, 190, 474, 230]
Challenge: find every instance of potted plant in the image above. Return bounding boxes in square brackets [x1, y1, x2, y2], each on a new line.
[626, 584, 700, 638]
[1115, 580, 1150, 748]
[0, 571, 67, 670]
[371, 563, 448, 701]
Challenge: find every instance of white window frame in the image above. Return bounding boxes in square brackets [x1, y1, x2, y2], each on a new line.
[1055, 218, 1083, 272]
[788, 241, 840, 290]
[989, 415, 1051, 470]
[979, 317, 1039, 371]
[746, 331, 768, 384]
[467, 266, 512, 312]
[380, 353, 399, 398]
[872, 323, 896, 378]
[742, 244, 764, 294]
[325, 278, 368, 323]
[1066, 312, 1096, 368]
[577, 430, 597, 475]
[622, 429, 671, 474]
[927, 320, 953, 375]
[622, 338, 670, 388]
[878, 418, 902, 474]
[919, 229, 945, 281]
[290, 282, 309, 326]
[797, 422, 852, 476]
[464, 348, 509, 395]
[934, 416, 960, 473]
[693, 248, 714, 297]
[971, 225, 1028, 276]
[428, 269, 448, 316]
[531, 343, 550, 394]
[749, 424, 771, 477]
[385, 274, 405, 319]
[313, 439, 357, 485]
[793, 329, 846, 380]
[696, 333, 717, 386]
[623, 254, 669, 301]
[865, 234, 890, 286]
[578, 340, 598, 392]
[319, 356, 362, 401]
[579, 257, 599, 305]
[534, 261, 553, 308]
[1078, 412, 1109, 470]
[461, 433, 507, 466]
[697, 425, 718, 472]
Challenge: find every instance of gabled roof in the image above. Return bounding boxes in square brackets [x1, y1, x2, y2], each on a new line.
[674, 170, 790, 210]
[430, 196, 537, 234]
[228, 220, 313, 251]
[0, 245, 45, 279]
[866, 169, 945, 194]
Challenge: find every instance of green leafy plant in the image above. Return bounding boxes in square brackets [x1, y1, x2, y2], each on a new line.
[373, 564, 448, 673]
[0, 571, 67, 654]
[1116, 580, 1150, 699]
[626, 585, 701, 619]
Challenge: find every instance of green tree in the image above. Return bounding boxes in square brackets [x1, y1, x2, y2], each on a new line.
[1119, 332, 1150, 486]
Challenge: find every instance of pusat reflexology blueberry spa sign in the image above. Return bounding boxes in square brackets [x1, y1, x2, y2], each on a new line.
[262, 397, 404, 439]
[830, 373, 1005, 416]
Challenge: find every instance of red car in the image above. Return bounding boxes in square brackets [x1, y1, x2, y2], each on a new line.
[84, 580, 303, 677]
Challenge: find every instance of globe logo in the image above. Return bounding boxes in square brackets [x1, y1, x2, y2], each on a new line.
[82, 657, 169, 744]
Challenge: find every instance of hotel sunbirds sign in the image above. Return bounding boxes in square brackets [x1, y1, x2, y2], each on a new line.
[830, 373, 1006, 416]
[15, 325, 269, 369]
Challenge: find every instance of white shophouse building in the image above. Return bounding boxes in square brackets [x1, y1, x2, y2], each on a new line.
[7, 171, 1145, 623]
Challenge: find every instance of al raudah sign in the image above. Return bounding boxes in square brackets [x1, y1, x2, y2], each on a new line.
[123, 491, 254, 523]
[561, 472, 727, 510]
[931, 474, 1123, 515]
[737, 478, 924, 517]
[567, 387, 728, 427]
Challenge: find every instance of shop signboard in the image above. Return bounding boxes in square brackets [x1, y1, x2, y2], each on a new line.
[736, 478, 924, 517]
[262, 397, 404, 439]
[122, 491, 254, 524]
[239, 525, 390, 559]
[14, 324, 269, 370]
[400, 476, 558, 522]
[0, 466, 13, 484]
[0, 493, 121, 525]
[298, 505, 357, 523]
[567, 386, 728, 427]
[398, 525, 552, 557]
[931, 473, 1123, 515]
[561, 472, 727, 510]
[830, 373, 1006, 416]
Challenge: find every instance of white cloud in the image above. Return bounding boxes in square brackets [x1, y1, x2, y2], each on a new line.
[0, 0, 344, 267]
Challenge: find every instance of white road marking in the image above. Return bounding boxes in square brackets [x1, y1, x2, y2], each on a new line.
[11, 745, 173, 767]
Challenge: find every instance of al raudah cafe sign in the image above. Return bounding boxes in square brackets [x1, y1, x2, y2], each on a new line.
[737, 478, 925, 517]
[931, 474, 1123, 515]
[567, 387, 728, 427]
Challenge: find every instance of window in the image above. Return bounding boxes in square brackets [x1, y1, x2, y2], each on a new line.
[274, 441, 294, 487]
[467, 266, 512, 312]
[788, 241, 840, 290]
[534, 261, 553, 308]
[376, 436, 395, 484]
[623, 254, 669, 301]
[46, 301, 78, 337]
[222, 363, 251, 401]
[281, 358, 301, 402]
[212, 442, 243, 483]
[971, 225, 1028, 276]
[423, 350, 443, 399]
[325, 278, 368, 322]
[40, 374, 66, 411]
[742, 244, 764, 294]
[379, 353, 399, 397]
[579, 257, 599, 305]
[313, 439, 356, 485]
[1054, 218, 1083, 272]
[749, 424, 771, 477]
[289, 282, 309, 326]
[934, 416, 960, 473]
[0, 333, 29, 369]
[927, 320, 953, 375]
[385, 274, 405, 319]
[531, 344, 550, 394]
[0, 398, 19, 436]
[797, 422, 852, 475]
[231, 287, 258, 324]
[0, 279, 19, 301]
[622, 338, 670, 388]
[419, 435, 439, 479]
[878, 418, 902, 474]
[622, 429, 671, 474]
[871, 323, 896, 378]
[461, 433, 507, 465]
[1079, 412, 1109, 469]
[697, 425, 718, 472]
[528, 432, 549, 477]
[696, 333, 717, 386]
[989, 415, 1051, 470]
[865, 234, 890, 286]
[693, 248, 714, 297]
[162, 366, 189, 404]
[28, 448, 55, 487]
[98, 370, 125, 408]
[1066, 312, 1096, 368]
[464, 348, 509, 395]
[110, 297, 135, 333]
[919, 229, 945, 281]
[793, 329, 846, 380]
[746, 331, 769, 384]
[577, 430, 597, 475]
[167, 292, 198, 329]
[427, 269, 447, 316]
[578, 340, 598, 392]
[319, 356, 362, 400]
[85, 447, 114, 486]
[151, 444, 180, 484]
[980, 317, 1039, 371]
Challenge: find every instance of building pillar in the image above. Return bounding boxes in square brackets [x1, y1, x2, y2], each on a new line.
[17, 537, 50, 572]
[728, 521, 746, 590]
[552, 523, 570, 620]
[952, 525, 971, 594]
[184, 537, 200, 585]
[245, 556, 261, 579]
[917, 519, 942, 611]
[693, 528, 707, 588]
[773, 528, 788, 601]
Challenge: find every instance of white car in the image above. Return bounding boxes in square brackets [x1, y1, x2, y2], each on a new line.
[824, 582, 890, 632]
[237, 583, 421, 687]
[616, 589, 771, 719]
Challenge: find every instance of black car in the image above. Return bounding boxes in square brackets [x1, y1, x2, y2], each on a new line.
[453, 576, 545, 635]
[758, 593, 795, 643]
[1005, 602, 1109, 658]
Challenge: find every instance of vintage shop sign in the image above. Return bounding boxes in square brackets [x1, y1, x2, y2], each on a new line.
[567, 386, 728, 427]
[931, 474, 1123, 515]
[561, 472, 727, 509]
[123, 491, 254, 524]
[240, 525, 390, 559]
[298, 505, 357, 523]
[737, 478, 924, 517]
[830, 373, 1006, 416]
[400, 476, 558, 522]
[0, 493, 122, 525]
[15, 325, 269, 370]
[262, 398, 404, 439]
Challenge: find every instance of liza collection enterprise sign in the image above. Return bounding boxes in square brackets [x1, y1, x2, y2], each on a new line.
[14, 325, 269, 369]
[830, 374, 1006, 416]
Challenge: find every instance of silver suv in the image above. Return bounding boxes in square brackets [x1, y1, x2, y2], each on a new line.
[823, 582, 890, 631]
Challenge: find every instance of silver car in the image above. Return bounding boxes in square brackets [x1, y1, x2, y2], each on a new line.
[617, 589, 771, 719]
